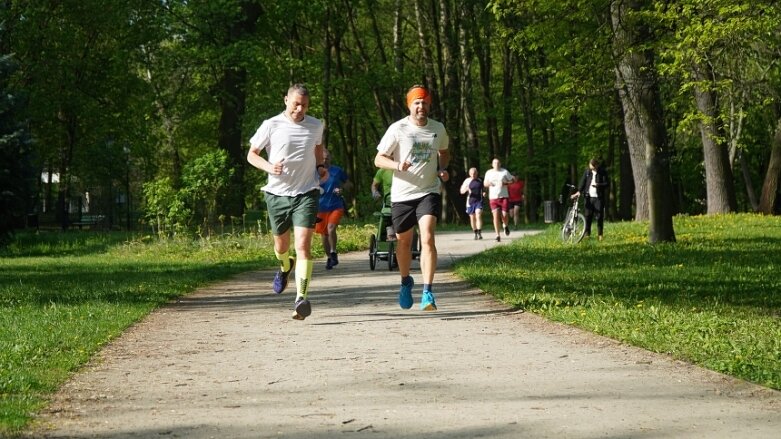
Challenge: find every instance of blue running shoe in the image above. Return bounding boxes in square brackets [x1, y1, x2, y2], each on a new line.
[330, 252, 338, 266]
[292, 297, 311, 320]
[399, 277, 414, 309]
[325, 256, 334, 270]
[272, 257, 295, 294]
[420, 290, 437, 311]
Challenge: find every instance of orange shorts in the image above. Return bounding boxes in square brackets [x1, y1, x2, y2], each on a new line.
[315, 209, 344, 235]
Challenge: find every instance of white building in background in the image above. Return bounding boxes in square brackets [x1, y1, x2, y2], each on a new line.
[39, 172, 91, 213]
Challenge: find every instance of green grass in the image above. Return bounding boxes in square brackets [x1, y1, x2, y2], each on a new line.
[454, 213, 781, 389]
[3, 214, 781, 433]
[0, 225, 374, 434]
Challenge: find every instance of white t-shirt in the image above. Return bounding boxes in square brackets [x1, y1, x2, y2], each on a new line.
[484, 168, 513, 199]
[588, 171, 599, 198]
[376, 117, 449, 202]
[249, 113, 324, 197]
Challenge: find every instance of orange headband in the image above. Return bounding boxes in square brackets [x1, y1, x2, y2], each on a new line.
[406, 87, 432, 107]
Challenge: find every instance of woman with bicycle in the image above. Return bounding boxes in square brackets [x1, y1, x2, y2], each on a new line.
[571, 158, 609, 240]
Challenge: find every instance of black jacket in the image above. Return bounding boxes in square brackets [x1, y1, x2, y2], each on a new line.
[577, 167, 609, 200]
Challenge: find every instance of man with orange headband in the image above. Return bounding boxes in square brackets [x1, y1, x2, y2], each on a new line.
[374, 85, 450, 311]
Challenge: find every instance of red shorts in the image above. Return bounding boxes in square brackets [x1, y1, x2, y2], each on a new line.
[316, 209, 344, 234]
[489, 198, 509, 212]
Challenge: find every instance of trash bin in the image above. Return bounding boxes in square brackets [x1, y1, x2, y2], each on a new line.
[543, 201, 556, 224]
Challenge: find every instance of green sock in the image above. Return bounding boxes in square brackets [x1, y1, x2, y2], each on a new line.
[295, 259, 313, 300]
[275, 250, 291, 271]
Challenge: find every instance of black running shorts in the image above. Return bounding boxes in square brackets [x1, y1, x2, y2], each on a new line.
[391, 192, 441, 234]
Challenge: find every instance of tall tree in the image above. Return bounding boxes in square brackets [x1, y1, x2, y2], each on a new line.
[692, 61, 737, 213]
[611, 0, 676, 242]
[656, 0, 781, 214]
[187, 1, 263, 218]
[759, 116, 781, 214]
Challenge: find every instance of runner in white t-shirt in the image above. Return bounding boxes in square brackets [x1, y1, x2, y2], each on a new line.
[374, 85, 450, 312]
[247, 84, 327, 321]
[484, 158, 514, 242]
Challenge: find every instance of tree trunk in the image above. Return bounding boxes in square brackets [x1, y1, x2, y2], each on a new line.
[56, 109, 77, 230]
[500, 44, 513, 162]
[473, 10, 499, 156]
[323, 5, 332, 147]
[437, 0, 463, 223]
[345, 0, 391, 128]
[413, 0, 438, 93]
[759, 117, 781, 214]
[392, 0, 404, 121]
[611, 0, 675, 242]
[216, 68, 247, 219]
[610, 2, 648, 222]
[727, 98, 757, 211]
[738, 150, 759, 211]
[460, 2, 480, 192]
[693, 63, 737, 214]
[614, 90, 635, 220]
[517, 53, 538, 223]
[215, 3, 262, 219]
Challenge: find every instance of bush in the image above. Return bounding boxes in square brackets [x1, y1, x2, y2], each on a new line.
[142, 150, 234, 236]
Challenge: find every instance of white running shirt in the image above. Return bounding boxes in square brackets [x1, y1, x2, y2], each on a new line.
[484, 168, 513, 199]
[249, 113, 324, 197]
[376, 117, 449, 202]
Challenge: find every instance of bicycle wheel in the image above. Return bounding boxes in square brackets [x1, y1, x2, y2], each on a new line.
[571, 213, 586, 243]
[560, 207, 575, 242]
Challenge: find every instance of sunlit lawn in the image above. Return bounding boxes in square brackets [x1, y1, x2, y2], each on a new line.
[455, 213, 781, 390]
[2, 214, 780, 434]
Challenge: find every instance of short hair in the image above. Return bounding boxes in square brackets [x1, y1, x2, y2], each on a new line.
[287, 83, 310, 97]
[590, 158, 601, 168]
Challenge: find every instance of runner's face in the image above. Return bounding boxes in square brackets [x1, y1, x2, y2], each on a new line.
[408, 98, 430, 124]
[285, 92, 309, 122]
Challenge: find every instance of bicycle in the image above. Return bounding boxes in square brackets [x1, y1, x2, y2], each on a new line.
[561, 184, 586, 244]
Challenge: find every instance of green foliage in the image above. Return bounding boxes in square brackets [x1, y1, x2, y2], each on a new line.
[455, 213, 781, 389]
[180, 149, 234, 224]
[3, 0, 781, 231]
[655, 0, 780, 127]
[142, 150, 233, 235]
[142, 177, 191, 233]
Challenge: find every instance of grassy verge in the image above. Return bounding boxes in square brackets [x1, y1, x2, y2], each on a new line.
[0, 225, 373, 434]
[454, 213, 781, 389]
[3, 214, 780, 432]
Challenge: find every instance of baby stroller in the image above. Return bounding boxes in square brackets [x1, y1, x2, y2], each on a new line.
[368, 193, 421, 271]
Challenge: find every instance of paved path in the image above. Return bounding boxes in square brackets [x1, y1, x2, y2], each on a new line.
[32, 231, 780, 438]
